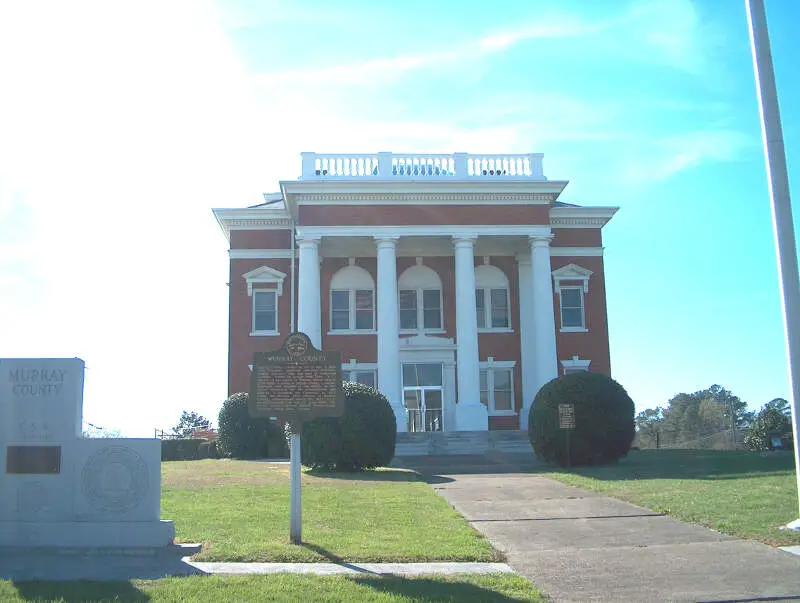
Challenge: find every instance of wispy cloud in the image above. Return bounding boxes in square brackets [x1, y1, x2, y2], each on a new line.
[621, 129, 753, 183]
[255, 16, 603, 86]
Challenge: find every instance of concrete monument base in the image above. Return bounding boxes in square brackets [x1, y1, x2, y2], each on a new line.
[0, 520, 175, 548]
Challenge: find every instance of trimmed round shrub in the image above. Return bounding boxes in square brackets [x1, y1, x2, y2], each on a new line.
[291, 381, 397, 472]
[217, 392, 287, 459]
[529, 372, 635, 467]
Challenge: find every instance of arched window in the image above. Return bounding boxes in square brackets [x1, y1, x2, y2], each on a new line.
[398, 264, 443, 332]
[474, 264, 510, 330]
[329, 264, 375, 332]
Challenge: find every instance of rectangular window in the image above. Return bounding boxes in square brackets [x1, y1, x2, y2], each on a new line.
[490, 289, 509, 328]
[402, 363, 443, 387]
[479, 369, 489, 407]
[343, 369, 376, 387]
[253, 290, 277, 333]
[560, 287, 584, 329]
[479, 366, 514, 413]
[422, 289, 441, 329]
[331, 290, 350, 331]
[475, 290, 486, 328]
[354, 289, 374, 330]
[399, 290, 417, 330]
[493, 368, 513, 411]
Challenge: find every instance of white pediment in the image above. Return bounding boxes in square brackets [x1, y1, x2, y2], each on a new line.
[552, 263, 593, 292]
[242, 266, 287, 296]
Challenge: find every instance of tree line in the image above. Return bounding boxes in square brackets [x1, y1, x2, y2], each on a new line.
[635, 384, 793, 451]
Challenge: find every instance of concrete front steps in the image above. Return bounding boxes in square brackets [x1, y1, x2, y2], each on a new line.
[394, 429, 533, 456]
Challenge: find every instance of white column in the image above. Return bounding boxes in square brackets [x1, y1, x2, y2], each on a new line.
[530, 234, 559, 397]
[517, 255, 535, 429]
[296, 235, 321, 348]
[453, 235, 489, 431]
[375, 236, 406, 432]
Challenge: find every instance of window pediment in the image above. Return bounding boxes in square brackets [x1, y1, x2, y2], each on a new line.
[242, 266, 287, 296]
[552, 263, 593, 292]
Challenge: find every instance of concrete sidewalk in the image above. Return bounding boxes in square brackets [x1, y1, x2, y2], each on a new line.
[428, 472, 800, 602]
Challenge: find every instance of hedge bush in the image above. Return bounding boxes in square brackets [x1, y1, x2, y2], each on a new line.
[161, 438, 206, 461]
[290, 381, 396, 472]
[529, 372, 635, 467]
[197, 440, 218, 459]
[217, 392, 288, 459]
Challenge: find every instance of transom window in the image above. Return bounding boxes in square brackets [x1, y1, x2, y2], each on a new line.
[342, 369, 376, 387]
[329, 263, 375, 332]
[559, 287, 585, 329]
[253, 290, 277, 334]
[474, 264, 511, 330]
[398, 264, 443, 332]
[479, 365, 514, 414]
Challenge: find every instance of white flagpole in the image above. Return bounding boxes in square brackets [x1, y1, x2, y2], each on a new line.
[745, 0, 800, 529]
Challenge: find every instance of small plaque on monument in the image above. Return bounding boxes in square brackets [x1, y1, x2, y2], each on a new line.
[6, 445, 61, 474]
[249, 332, 344, 422]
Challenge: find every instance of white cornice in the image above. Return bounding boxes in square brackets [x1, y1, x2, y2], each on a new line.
[212, 208, 293, 240]
[282, 179, 569, 195]
[281, 179, 569, 219]
[550, 206, 618, 228]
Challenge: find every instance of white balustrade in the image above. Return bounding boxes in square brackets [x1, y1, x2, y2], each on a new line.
[299, 152, 545, 180]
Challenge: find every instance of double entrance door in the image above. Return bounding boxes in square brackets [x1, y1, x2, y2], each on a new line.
[402, 363, 443, 432]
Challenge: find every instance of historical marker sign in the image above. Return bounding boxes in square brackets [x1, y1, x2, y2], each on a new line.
[558, 404, 575, 430]
[249, 332, 344, 423]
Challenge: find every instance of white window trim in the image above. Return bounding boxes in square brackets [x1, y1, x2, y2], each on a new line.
[479, 358, 516, 416]
[399, 287, 444, 334]
[561, 356, 591, 375]
[476, 287, 513, 332]
[250, 289, 279, 336]
[329, 288, 376, 334]
[551, 263, 593, 292]
[557, 286, 587, 332]
[242, 265, 287, 297]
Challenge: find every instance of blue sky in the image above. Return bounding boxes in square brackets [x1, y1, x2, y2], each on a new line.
[1, 0, 798, 436]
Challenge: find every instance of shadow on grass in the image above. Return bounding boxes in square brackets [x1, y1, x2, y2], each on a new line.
[12, 581, 150, 602]
[299, 543, 387, 575]
[305, 468, 423, 482]
[354, 575, 533, 602]
[532, 449, 797, 481]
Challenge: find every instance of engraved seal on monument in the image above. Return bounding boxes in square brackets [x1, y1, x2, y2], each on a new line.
[81, 446, 149, 513]
[286, 333, 308, 357]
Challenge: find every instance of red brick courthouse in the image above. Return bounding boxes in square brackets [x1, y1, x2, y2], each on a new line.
[213, 152, 616, 434]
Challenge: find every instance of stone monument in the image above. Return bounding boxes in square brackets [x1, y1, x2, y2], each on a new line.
[0, 358, 175, 547]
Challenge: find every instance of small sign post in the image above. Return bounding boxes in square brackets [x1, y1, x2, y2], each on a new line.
[249, 332, 343, 545]
[558, 403, 576, 469]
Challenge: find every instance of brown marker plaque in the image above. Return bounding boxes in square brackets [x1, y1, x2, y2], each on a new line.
[249, 332, 344, 422]
[6, 445, 61, 474]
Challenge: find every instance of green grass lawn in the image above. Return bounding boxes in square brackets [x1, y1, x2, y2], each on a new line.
[162, 460, 500, 562]
[0, 574, 545, 602]
[541, 449, 800, 546]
